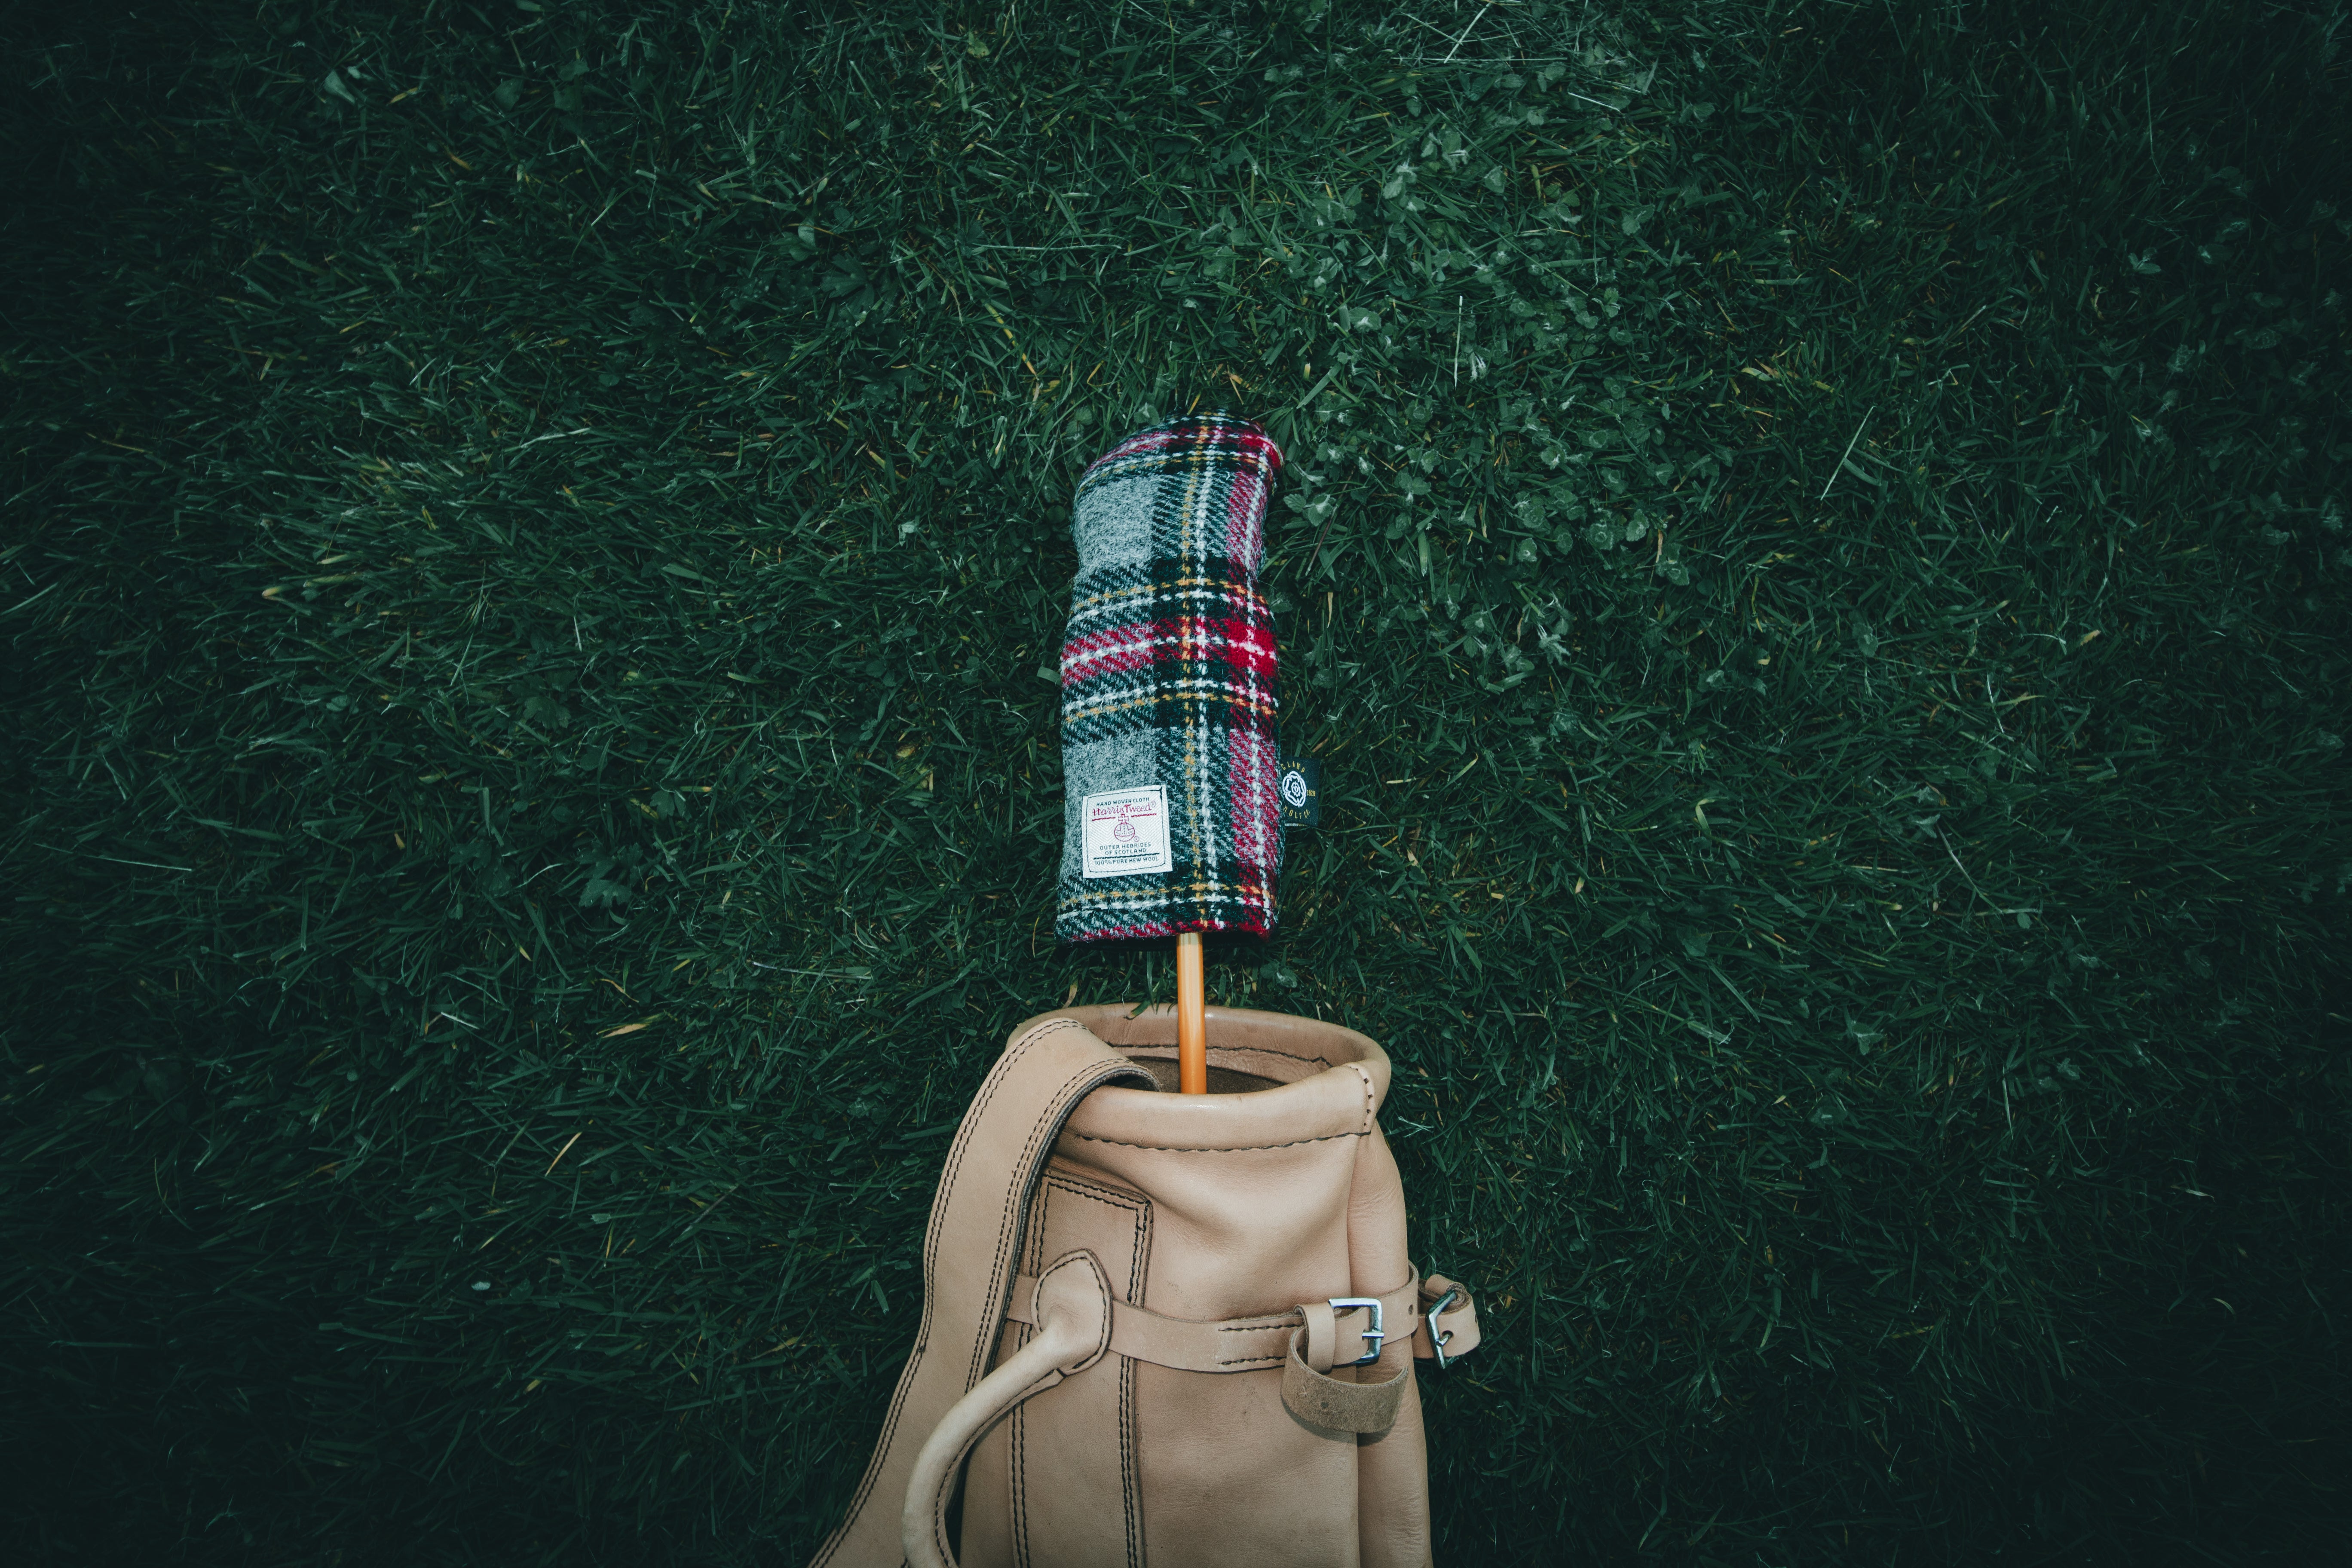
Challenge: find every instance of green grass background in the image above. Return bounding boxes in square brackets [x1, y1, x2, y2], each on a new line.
[5, 0, 2349, 1561]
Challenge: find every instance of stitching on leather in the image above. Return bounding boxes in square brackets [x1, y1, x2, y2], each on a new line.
[934, 1022, 1081, 1282]
[1009, 1371, 1029, 1567]
[1115, 1043, 1339, 1068]
[1043, 1170, 1143, 1201]
[1025, 1182, 1049, 1277]
[1042, 1171, 1147, 1218]
[1351, 1063, 1374, 1134]
[1132, 1215, 1151, 1308]
[979, 1064, 1069, 1376]
[1038, 1171, 1152, 1305]
[942, 1042, 1140, 1566]
[1038, 1251, 1114, 1370]
[1008, 1197, 1047, 1567]
[973, 1057, 1141, 1391]
[1092, 1262, 1114, 1366]
[1211, 1317, 1293, 1368]
[828, 1025, 1145, 1566]
[1065, 1128, 1369, 1152]
[1013, 1016, 1088, 1053]
[934, 1035, 1038, 1351]
[824, 1029, 1046, 1567]
[968, 1055, 1062, 1391]
[1131, 1179, 1154, 1309]
[1119, 1356, 1143, 1568]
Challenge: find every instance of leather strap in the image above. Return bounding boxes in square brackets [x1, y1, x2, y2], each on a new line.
[1279, 1327, 1413, 1434]
[1005, 1283, 1308, 1370]
[808, 1021, 1152, 1568]
[901, 1252, 1114, 1568]
[1004, 1268, 1477, 1376]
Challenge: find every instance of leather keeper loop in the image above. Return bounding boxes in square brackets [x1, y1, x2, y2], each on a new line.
[1301, 1300, 1339, 1373]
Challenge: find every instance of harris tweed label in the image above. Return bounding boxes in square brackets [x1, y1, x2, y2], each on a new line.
[1080, 786, 1173, 879]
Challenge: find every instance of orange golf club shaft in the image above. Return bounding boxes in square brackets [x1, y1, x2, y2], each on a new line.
[1176, 932, 1207, 1093]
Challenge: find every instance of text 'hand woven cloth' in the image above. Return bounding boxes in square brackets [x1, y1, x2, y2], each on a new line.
[1055, 413, 1284, 944]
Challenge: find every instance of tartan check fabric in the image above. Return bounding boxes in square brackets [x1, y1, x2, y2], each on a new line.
[1056, 413, 1285, 943]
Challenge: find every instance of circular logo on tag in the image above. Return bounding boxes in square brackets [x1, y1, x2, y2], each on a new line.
[1280, 770, 1309, 808]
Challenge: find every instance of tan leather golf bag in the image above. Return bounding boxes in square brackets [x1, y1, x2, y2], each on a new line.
[809, 1004, 1480, 1568]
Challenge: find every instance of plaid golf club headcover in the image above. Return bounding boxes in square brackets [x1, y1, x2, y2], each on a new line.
[1056, 413, 1285, 943]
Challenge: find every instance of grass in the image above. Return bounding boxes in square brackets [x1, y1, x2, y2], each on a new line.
[3, 0, 2349, 1561]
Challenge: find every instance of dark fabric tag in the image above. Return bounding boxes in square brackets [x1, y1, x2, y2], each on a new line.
[1277, 757, 1320, 828]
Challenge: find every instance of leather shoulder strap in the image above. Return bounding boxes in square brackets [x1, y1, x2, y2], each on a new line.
[810, 1017, 1151, 1568]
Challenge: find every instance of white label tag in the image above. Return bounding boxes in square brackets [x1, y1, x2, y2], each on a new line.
[1080, 785, 1173, 879]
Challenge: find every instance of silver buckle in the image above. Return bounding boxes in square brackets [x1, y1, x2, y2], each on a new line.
[1326, 1297, 1384, 1366]
[1424, 1286, 1462, 1370]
